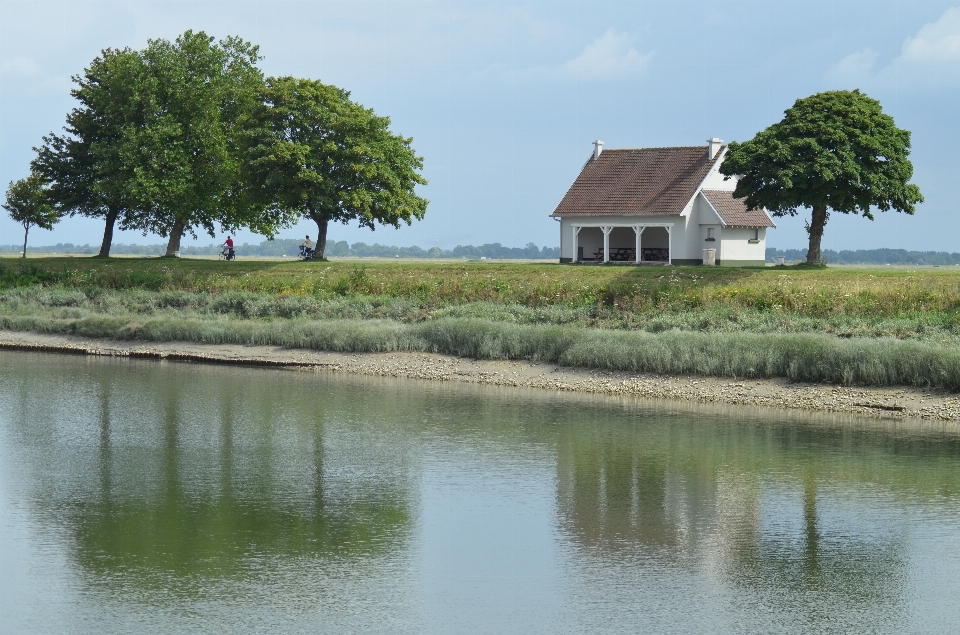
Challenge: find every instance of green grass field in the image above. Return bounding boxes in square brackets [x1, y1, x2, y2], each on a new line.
[3, 256, 960, 388]
[4, 256, 960, 315]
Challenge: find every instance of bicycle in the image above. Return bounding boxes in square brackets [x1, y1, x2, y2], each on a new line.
[219, 246, 235, 261]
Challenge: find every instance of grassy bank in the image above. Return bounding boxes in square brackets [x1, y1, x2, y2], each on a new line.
[3, 257, 960, 317]
[3, 286, 959, 344]
[2, 257, 960, 389]
[4, 311, 960, 390]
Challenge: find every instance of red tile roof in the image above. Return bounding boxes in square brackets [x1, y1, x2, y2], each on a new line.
[551, 146, 719, 217]
[701, 190, 775, 227]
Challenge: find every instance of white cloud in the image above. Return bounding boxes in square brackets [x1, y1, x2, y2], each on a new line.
[502, 29, 653, 84]
[0, 56, 40, 77]
[900, 6, 960, 63]
[827, 6, 960, 90]
[826, 48, 879, 84]
[558, 29, 652, 80]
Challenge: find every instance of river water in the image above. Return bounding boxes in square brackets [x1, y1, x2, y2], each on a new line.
[2, 351, 960, 634]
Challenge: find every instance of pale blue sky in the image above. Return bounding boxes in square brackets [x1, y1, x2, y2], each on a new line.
[2, 0, 958, 251]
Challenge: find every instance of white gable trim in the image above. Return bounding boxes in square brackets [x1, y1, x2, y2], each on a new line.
[680, 146, 729, 218]
[699, 192, 727, 227]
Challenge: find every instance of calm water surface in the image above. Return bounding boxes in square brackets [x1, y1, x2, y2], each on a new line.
[2, 351, 960, 634]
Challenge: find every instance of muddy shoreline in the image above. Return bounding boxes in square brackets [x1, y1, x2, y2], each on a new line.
[2, 329, 959, 421]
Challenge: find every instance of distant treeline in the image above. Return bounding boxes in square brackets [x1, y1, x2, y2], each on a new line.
[767, 248, 960, 266]
[0, 240, 560, 260]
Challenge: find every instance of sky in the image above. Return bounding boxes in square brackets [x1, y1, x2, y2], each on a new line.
[1, 0, 959, 252]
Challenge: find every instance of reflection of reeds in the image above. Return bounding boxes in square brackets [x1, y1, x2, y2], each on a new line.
[5, 308, 960, 390]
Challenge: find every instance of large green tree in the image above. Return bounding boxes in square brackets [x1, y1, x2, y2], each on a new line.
[720, 90, 923, 264]
[2, 172, 61, 258]
[32, 48, 152, 258]
[136, 31, 280, 256]
[246, 76, 428, 260]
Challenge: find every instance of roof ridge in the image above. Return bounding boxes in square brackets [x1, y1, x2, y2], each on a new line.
[603, 145, 712, 151]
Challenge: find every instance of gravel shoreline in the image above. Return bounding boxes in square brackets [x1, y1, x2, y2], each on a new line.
[3, 329, 960, 421]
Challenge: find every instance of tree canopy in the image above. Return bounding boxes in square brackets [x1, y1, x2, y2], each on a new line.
[32, 47, 151, 257]
[32, 32, 287, 258]
[720, 90, 923, 264]
[28, 34, 427, 258]
[137, 31, 280, 256]
[246, 76, 428, 260]
[3, 172, 61, 258]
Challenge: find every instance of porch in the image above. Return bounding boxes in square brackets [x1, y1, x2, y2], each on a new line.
[571, 224, 673, 264]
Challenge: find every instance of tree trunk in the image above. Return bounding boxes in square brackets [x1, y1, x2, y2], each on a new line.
[308, 206, 329, 260]
[97, 207, 120, 258]
[803, 475, 819, 575]
[22, 224, 29, 258]
[806, 204, 828, 264]
[165, 218, 186, 257]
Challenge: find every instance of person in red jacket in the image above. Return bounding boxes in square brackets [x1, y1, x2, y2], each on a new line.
[222, 236, 235, 260]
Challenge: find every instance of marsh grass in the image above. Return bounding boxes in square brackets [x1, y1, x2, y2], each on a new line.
[4, 287, 959, 344]
[4, 310, 960, 390]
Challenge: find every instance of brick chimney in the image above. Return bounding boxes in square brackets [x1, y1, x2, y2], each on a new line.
[708, 137, 723, 159]
[593, 140, 604, 160]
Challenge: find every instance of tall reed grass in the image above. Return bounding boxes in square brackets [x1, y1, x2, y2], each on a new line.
[3, 287, 958, 344]
[4, 311, 960, 390]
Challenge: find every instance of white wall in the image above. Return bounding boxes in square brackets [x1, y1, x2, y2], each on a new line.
[692, 191, 770, 264]
[690, 194, 721, 263]
[719, 227, 766, 262]
[699, 148, 737, 191]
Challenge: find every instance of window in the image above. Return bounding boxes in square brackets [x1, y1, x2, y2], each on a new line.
[749, 228, 760, 243]
[706, 227, 715, 241]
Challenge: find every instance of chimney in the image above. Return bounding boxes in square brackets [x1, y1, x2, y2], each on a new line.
[708, 137, 723, 159]
[593, 140, 604, 160]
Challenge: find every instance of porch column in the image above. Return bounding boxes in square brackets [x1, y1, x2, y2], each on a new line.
[665, 225, 672, 265]
[572, 226, 581, 262]
[633, 225, 644, 264]
[601, 226, 612, 263]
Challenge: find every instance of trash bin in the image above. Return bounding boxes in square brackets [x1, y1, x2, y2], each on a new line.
[702, 248, 716, 266]
[173, 251, 181, 258]
[777, 255, 785, 265]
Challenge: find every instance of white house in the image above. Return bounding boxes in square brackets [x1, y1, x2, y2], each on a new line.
[551, 139, 774, 266]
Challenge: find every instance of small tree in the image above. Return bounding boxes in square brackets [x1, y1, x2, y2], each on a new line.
[246, 77, 428, 260]
[3, 173, 61, 258]
[720, 90, 923, 264]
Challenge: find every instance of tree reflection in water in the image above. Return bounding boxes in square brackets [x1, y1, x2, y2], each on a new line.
[6, 354, 960, 631]
[553, 410, 927, 624]
[13, 359, 413, 600]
